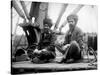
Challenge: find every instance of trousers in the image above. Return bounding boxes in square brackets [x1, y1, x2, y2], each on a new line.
[63, 41, 82, 61]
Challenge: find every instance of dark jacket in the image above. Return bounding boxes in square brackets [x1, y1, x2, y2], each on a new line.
[64, 26, 84, 49]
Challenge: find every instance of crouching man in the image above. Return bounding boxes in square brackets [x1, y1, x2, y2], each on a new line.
[60, 14, 84, 63]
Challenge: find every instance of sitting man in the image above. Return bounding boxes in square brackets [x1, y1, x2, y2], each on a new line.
[60, 14, 84, 63]
[27, 18, 56, 63]
[36, 18, 56, 63]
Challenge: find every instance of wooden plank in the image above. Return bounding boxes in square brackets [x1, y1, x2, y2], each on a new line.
[12, 60, 97, 74]
[12, 61, 97, 70]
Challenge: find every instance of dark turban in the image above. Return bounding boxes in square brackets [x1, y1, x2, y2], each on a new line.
[43, 18, 53, 28]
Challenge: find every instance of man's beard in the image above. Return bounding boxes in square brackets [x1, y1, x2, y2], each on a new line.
[69, 24, 75, 31]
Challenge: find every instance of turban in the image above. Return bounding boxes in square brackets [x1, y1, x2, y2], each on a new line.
[43, 18, 53, 28]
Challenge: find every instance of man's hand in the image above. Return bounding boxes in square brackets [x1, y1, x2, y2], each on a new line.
[62, 44, 70, 50]
[34, 49, 41, 54]
[42, 49, 47, 52]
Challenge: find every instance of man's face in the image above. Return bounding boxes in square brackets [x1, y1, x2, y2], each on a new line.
[44, 24, 50, 33]
[44, 24, 50, 29]
[67, 18, 76, 30]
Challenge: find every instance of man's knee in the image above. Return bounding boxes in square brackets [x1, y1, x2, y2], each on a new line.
[70, 41, 78, 46]
[70, 41, 80, 50]
[66, 41, 81, 58]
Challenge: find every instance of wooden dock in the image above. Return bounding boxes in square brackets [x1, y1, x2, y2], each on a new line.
[12, 60, 97, 74]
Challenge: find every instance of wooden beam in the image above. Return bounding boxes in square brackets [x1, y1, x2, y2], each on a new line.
[71, 5, 84, 14]
[12, 0, 25, 19]
[54, 4, 68, 30]
[20, 1, 30, 20]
